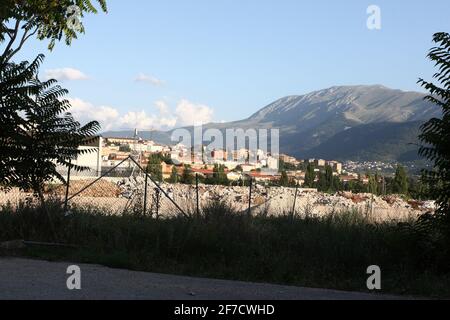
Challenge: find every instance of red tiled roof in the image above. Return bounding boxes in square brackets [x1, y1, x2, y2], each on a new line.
[249, 172, 279, 180]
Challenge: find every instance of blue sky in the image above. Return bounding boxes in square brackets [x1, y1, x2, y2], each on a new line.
[14, 0, 450, 131]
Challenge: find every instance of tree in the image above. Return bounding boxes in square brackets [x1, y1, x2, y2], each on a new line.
[325, 165, 334, 191]
[160, 152, 173, 165]
[304, 163, 316, 188]
[332, 175, 342, 192]
[367, 173, 379, 195]
[417, 32, 450, 229]
[181, 164, 194, 185]
[168, 166, 179, 183]
[147, 154, 163, 182]
[408, 174, 431, 201]
[119, 145, 131, 153]
[345, 179, 366, 194]
[217, 164, 229, 185]
[0, 54, 100, 199]
[279, 170, 289, 187]
[279, 159, 296, 171]
[207, 164, 229, 185]
[392, 164, 409, 195]
[316, 165, 337, 192]
[1, 0, 108, 63]
[211, 164, 220, 184]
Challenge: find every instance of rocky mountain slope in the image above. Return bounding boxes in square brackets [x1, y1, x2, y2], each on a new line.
[103, 85, 440, 162]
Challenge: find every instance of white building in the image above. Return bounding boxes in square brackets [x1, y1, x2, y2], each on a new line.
[266, 156, 279, 170]
[58, 137, 103, 178]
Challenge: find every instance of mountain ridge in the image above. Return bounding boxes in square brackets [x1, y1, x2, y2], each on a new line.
[102, 85, 439, 162]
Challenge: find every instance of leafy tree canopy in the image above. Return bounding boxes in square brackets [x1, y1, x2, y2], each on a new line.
[418, 32, 450, 220]
[0, 0, 107, 62]
[393, 164, 409, 195]
[0, 54, 100, 195]
[147, 153, 163, 182]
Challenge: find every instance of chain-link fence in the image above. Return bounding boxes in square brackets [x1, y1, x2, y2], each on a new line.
[58, 156, 186, 217]
[1, 158, 418, 222]
[0, 158, 303, 218]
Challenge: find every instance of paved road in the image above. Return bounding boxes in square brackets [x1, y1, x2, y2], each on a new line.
[0, 257, 405, 300]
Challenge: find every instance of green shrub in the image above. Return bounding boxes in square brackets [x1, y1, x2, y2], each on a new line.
[1, 201, 449, 298]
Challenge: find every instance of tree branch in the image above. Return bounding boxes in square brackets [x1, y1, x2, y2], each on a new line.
[1, 19, 20, 61]
[0, 23, 14, 39]
[2, 24, 38, 64]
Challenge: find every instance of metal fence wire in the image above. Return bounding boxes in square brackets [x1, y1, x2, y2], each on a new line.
[0, 157, 343, 220]
[61, 156, 188, 218]
[60, 157, 272, 218]
[0, 163, 428, 223]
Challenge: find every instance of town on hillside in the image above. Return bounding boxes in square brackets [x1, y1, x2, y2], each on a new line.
[67, 134, 422, 196]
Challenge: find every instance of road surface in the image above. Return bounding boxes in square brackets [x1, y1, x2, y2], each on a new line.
[0, 257, 406, 300]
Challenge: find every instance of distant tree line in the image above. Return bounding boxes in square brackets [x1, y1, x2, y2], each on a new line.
[276, 162, 432, 200]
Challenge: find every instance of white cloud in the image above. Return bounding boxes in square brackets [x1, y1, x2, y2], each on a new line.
[120, 111, 177, 130]
[154, 100, 170, 115]
[45, 68, 89, 81]
[66, 98, 213, 131]
[135, 73, 165, 86]
[68, 98, 119, 131]
[175, 99, 214, 126]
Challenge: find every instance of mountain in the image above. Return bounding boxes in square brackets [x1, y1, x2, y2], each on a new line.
[302, 121, 424, 162]
[102, 85, 441, 162]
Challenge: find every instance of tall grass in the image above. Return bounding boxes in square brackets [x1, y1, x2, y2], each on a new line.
[0, 200, 449, 297]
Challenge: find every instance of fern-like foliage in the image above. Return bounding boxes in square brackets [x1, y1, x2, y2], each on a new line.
[418, 32, 450, 229]
[0, 54, 100, 195]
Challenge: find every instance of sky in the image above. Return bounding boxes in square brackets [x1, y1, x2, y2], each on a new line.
[13, 0, 450, 132]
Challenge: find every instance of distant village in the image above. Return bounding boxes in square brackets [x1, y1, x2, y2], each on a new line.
[69, 134, 384, 188]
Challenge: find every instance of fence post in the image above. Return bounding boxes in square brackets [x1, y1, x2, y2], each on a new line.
[196, 173, 200, 217]
[63, 160, 72, 211]
[292, 183, 299, 217]
[155, 188, 160, 220]
[143, 167, 149, 216]
[248, 176, 253, 217]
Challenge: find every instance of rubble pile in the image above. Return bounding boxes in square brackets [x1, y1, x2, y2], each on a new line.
[54, 180, 122, 198]
[36, 176, 437, 221]
[117, 176, 146, 199]
[147, 183, 437, 222]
